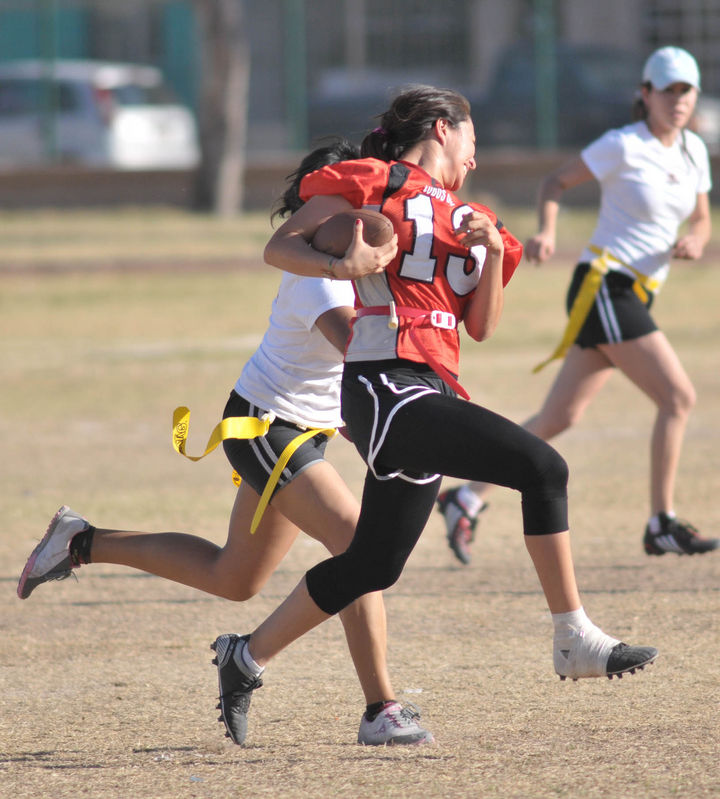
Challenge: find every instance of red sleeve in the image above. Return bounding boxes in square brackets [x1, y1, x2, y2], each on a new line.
[473, 202, 523, 287]
[299, 158, 388, 207]
[499, 224, 523, 287]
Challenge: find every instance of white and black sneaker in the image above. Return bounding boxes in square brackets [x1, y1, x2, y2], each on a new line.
[554, 623, 658, 681]
[17, 506, 91, 599]
[436, 487, 485, 565]
[644, 513, 719, 556]
[211, 633, 263, 745]
[357, 702, 434, 746]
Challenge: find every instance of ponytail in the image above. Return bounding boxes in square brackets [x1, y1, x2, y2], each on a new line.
[631, 83, 651, 122]
[361, 85, 471, 162]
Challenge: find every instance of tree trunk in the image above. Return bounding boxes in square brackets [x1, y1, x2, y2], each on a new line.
[194, 0, 250, 215]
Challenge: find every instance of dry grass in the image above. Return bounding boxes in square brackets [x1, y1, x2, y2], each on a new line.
[1, 208, 719, 798]
[0, 207, 272, 268]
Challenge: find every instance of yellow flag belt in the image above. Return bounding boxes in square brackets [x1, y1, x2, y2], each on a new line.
[172, 406, 336, 533]
[533, 246, 662, 373]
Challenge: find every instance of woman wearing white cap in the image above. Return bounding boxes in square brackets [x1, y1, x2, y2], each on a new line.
[438, 46, 719, 560]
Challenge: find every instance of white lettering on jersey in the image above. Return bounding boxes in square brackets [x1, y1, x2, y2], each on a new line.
[397, 196, 485, 297]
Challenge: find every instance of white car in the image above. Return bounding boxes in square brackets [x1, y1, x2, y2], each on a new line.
[0, 59, 201, 170]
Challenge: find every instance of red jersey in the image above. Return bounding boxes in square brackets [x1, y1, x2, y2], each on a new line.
[300, 158, 522, 377]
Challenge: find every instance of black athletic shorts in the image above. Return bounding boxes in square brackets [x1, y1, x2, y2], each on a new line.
[221, 390, 331, 497]
[341, 359, 455, 483]
[567, 262, 657, 349]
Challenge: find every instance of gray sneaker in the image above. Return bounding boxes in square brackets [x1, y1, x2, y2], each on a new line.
[436, 488, 485, 565]
[211, 633, 263, 745]
[17, 506, 90, 599]
[357, 702, 434, 746]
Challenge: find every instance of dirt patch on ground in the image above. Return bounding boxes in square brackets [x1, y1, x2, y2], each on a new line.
[2, 259, 719, 799]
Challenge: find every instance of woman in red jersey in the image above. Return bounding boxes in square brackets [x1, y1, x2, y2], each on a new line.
[209, 87, 658, 742]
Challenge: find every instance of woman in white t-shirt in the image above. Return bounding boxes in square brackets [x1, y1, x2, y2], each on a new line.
[17, 141, 432, 747]
[438, 46, 719, 560]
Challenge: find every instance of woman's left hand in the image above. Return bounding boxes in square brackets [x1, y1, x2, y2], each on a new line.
[454, 211, 503, 254]
[672, 234, 705, 260]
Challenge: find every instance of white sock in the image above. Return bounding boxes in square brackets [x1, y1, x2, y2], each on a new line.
[648, 511, 675, 534]
[233, 637, 265, 677]
[552, 606, 591, 636]
[552, 607, 620, 678]
[456, 484, 485, 517]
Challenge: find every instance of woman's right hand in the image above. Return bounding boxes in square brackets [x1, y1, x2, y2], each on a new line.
[524, 231, 555, 264]
[525, 156, 591, 266]
[334, 219, 398, 279]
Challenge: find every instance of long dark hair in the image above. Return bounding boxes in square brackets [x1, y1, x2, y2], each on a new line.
[631, 82, 651, 121]
[361, 84, 471, 162]
[271, 137, 361, 222]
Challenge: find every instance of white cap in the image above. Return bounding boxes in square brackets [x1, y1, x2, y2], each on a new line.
[642, 46, 701, 90]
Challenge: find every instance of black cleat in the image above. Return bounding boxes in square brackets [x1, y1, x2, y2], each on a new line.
[211, 633, 263, 745]
[644, 513, 720, 556]
[605, 643, 658, 679]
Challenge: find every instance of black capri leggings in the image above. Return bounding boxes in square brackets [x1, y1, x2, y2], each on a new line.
[305, 360, 569, 616]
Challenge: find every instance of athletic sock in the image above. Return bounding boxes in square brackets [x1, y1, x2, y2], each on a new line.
[365, 700, 395, 722]
[648, 511, 676, 534]
[69, 526, 95, 567]
[552, 607, 620, 677]
[456, 484, 485, 517]
[234, 637, 265, 678]
[552, 606, 591, 636]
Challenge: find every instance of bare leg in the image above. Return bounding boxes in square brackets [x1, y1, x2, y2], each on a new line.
[248, 576, 331, 667]
[523, 531, 581, 613]
[91, 480, 299, 600]
[466, 333, 695, 516]
[598, 331, 695, 514]
[92, 460, 393, 705]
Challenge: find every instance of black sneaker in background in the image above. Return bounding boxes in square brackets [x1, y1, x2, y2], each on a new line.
[644, 513, 720, 555]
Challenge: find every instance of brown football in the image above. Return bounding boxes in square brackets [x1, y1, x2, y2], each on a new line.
[311, 209, 394, 258]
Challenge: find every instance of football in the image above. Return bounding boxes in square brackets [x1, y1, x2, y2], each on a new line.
[311, 208, 394, 258]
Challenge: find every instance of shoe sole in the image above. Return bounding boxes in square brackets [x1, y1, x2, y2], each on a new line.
[17, 505, 71, 600]
[645, 543, 719, 555]
[358, 732, 435, 746]
[210, 635, 260, 746]
[210, 636, 237, 742]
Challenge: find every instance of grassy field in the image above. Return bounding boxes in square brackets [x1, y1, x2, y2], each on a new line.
[1, 206, 719, 798]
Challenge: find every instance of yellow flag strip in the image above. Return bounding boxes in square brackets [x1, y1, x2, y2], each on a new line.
[533, 247, 662, 374]
[172, 406, 335, 533]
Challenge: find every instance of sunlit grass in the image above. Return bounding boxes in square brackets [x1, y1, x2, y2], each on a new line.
[0, 207, 273, 266]
[3, 201, 718, 269]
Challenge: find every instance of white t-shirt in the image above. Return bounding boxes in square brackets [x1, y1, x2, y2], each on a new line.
[580, 121, 712, 284]
[234, 273, 355, 428]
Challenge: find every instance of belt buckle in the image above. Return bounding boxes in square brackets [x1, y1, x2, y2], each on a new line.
[430, 310, 456, 330]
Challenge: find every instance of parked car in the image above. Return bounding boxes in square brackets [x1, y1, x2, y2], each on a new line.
[0, 59, 201, 169]
[470, 42, 720, 153]
[306, 45, 720, 155]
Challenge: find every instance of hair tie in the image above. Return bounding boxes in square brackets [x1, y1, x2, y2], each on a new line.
[372, 126, 387, 136]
